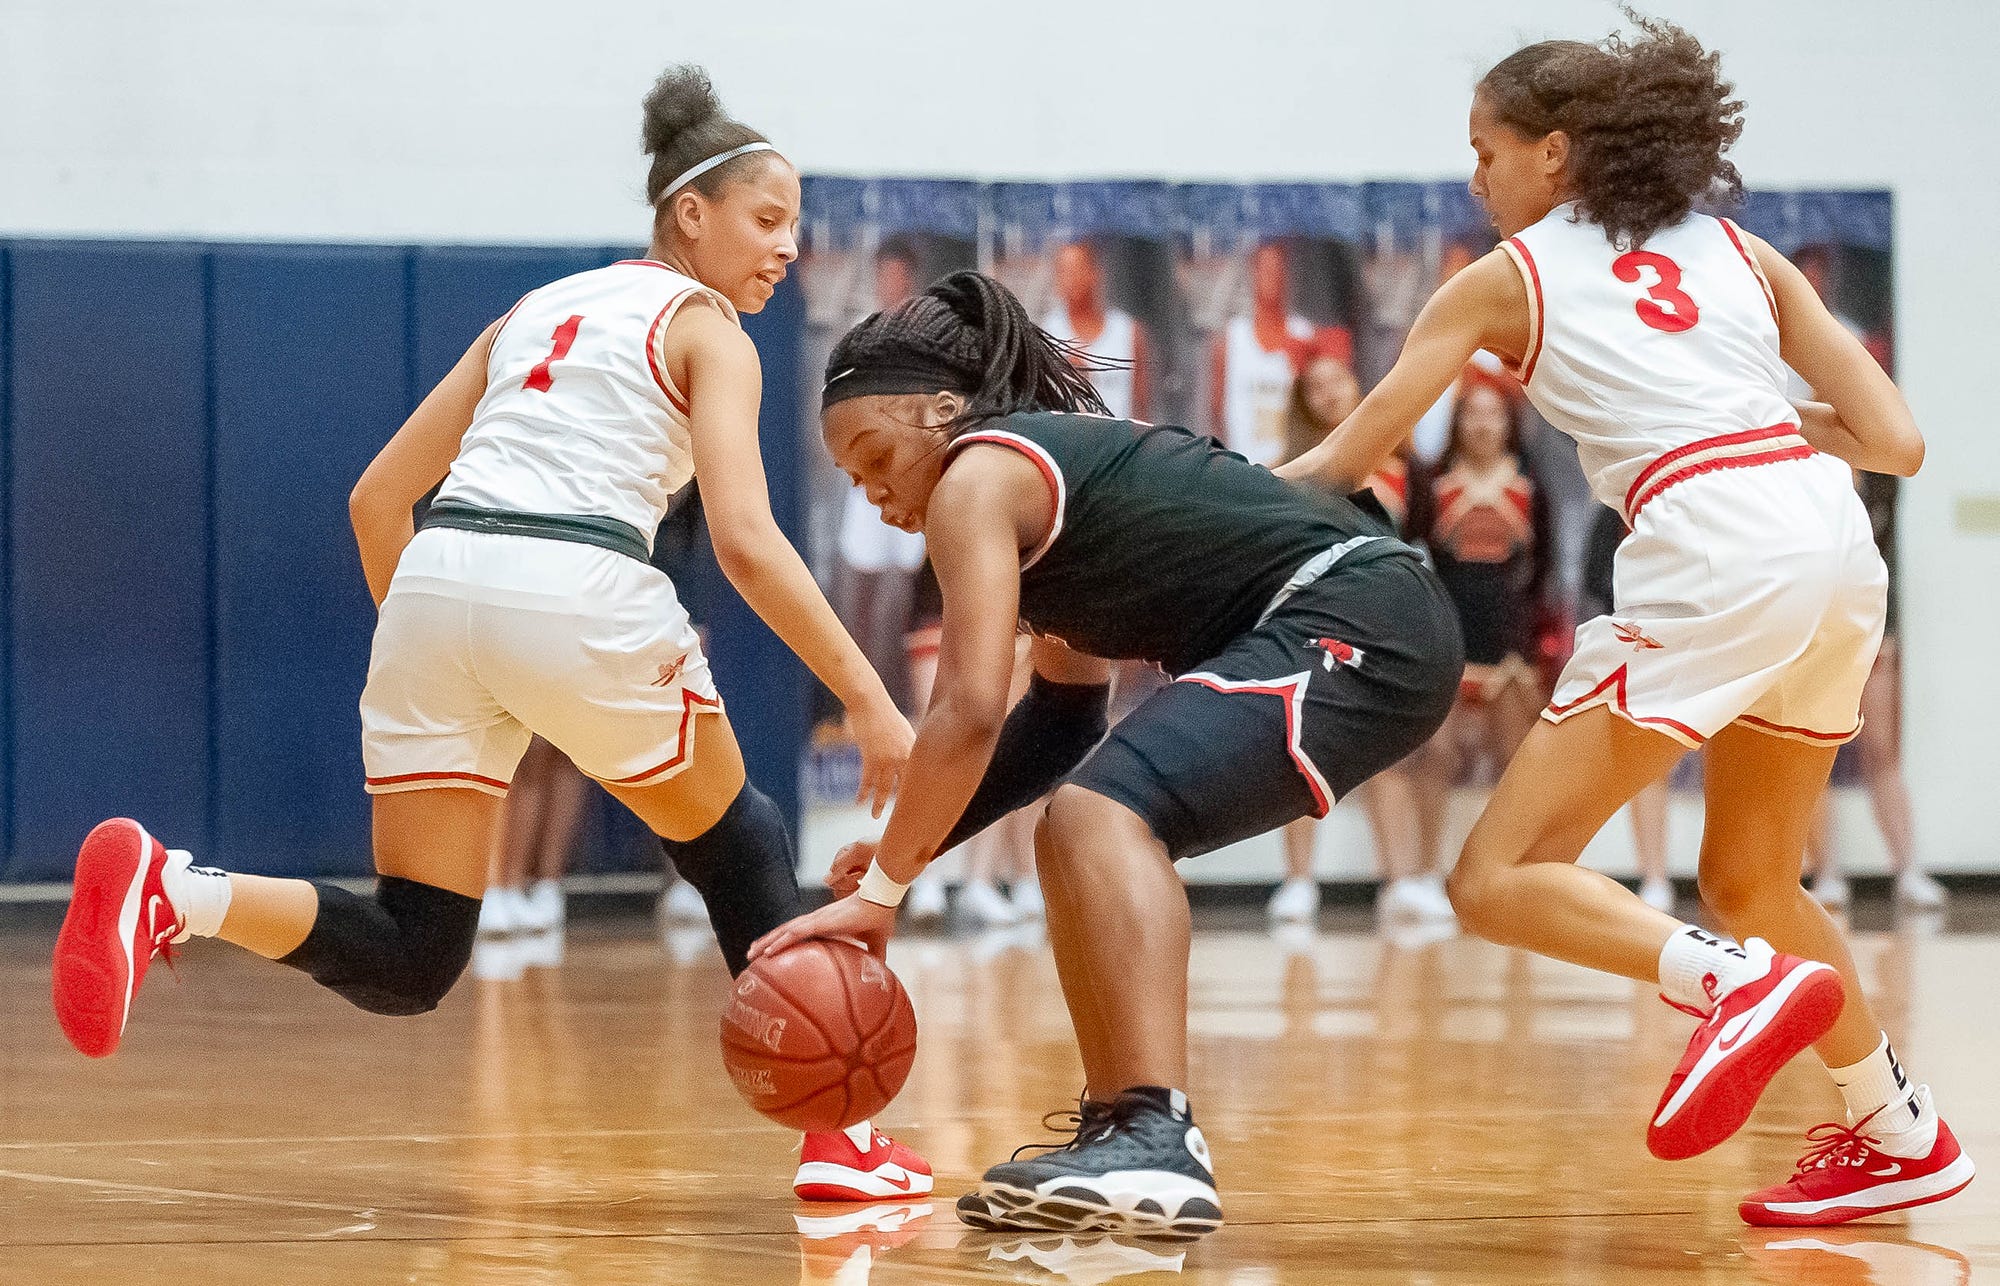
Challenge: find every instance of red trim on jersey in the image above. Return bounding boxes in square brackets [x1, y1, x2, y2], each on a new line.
[1175, 671, 1332, 816]
[646, 287, 700, 415]
[1735, 713, 1861, 743]
[1623, 425, 1809, 518]
[366, 770, 510, 791]
[614, 259, 676, 271]
[1544, 665, 1706, 745]
[1717, 218, 1779, 326]
[948, 431, 1067, 568]
[1505, 237, 1546, 384]
[599, 689, 722, 786]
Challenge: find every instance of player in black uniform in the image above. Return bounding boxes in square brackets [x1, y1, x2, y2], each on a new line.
[750, 272, 1463, 1236]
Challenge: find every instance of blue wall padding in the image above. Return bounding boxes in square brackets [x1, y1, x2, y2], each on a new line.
[208, 245, 408, 875]
[5, 243, 214, 878]
[0, 240, 811, 882]
[0, 246, 12, 871]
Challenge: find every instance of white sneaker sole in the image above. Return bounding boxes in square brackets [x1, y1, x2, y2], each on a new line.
[793, 1161, 934, 1199]
[1746, 1154, 1976, 1224]
[1653, 960, 1838, 1133]
[962, 1170, 1223, 1238]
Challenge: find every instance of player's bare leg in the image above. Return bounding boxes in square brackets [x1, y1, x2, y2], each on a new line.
[1451, 705, 1849, 1160]
[961, 782, 1218, 1238]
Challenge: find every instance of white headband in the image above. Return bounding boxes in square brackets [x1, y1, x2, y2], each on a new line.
[661, 142, 778, 200]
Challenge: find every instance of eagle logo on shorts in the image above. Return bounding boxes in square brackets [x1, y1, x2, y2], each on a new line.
[652, 655, 689, 688]
[1309, 637, 1365, 672]
[1613, 622, 1665, 651]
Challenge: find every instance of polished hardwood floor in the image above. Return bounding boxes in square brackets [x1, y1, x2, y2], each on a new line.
[2, 895, 1993, 1283]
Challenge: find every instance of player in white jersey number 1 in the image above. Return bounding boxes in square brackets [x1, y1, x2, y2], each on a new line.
[1283, 18, 1970, 1226]
[51, 66, 931, 1202]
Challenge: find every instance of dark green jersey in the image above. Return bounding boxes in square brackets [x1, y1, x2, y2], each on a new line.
[947, 412, 1413, 675]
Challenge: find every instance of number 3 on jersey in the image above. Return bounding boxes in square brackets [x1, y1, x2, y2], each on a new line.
[525, 314, 585, 392]
[1612, 252, 1700, 334]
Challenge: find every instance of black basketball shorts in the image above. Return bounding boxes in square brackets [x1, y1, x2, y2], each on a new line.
[1067, 552, 1464, 863]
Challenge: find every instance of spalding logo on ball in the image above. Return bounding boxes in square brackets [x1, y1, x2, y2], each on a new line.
[720, 938, 918, 1131]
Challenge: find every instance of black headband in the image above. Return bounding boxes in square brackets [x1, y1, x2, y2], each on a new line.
[820, 359, 969, 411]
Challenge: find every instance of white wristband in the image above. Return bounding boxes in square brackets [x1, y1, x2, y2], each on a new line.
[856, 862, 910, 908]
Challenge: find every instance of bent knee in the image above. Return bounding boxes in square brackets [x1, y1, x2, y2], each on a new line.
[1036, 784, 1148, 866]
[1696, 865, 1791, 923]
[1444, 860, 1497, 928]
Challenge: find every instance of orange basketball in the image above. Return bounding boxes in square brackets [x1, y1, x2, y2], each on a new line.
[720, 938, 918, 1131]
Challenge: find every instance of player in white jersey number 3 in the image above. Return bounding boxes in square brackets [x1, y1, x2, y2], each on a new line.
[1283, 18, 1970, 1226]
[51, 66, 930, 1202]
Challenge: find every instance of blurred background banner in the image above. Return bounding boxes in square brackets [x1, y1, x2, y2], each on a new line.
[0, 180, 1897, 884]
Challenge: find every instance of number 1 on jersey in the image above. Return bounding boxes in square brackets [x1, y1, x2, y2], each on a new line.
[525, 315, 585, 392]
[1612, 252, 1700, 334]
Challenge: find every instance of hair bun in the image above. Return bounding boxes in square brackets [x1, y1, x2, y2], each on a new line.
[641, 65, 724, 158]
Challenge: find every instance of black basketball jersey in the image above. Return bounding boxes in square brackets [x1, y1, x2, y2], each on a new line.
[946, 412, 1412, 675]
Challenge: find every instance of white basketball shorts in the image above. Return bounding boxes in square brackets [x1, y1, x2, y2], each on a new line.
[360, 528, 721, 797]
[1546, 448, 1886, 749]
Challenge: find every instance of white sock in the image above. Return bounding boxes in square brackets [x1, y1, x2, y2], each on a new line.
[1656, 925, 1758, 1014]
[842, 1120, 876, 1150]
[1827, 1035, 1934, 1152]
[159, 850, 232, 940]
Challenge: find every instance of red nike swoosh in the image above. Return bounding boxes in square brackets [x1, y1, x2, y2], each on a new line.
[881, 1170, 912, 1191]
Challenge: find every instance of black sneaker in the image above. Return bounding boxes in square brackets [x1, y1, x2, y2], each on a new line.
[957, 1097, 1113, 1230]
[957, 1088, 1223, 1237]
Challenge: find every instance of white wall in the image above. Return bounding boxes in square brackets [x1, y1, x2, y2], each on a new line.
[6, 0, 1995, 868]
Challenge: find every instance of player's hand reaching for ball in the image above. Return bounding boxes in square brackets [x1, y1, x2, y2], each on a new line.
[826, 839, 879, 898]
[749, 892, 897, 963]
[846, 700, 914, 819]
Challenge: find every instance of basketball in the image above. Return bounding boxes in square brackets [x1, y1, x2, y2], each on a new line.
[720, 938, 918, 1131]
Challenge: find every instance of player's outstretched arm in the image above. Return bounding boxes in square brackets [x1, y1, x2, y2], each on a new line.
[349, 318, 498, 606]
[1753, 233, 1924, 477]
[747, 451, 1036, 962]
[673, 302, 912, 816]
[1277, 250, 1526, 493]
[861, 451, 1043, 885]
[821, 635, 1113, 900]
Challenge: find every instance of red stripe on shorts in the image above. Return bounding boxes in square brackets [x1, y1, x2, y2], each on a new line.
[366, 770, 510, 790]
[600, 689, 722, 786]
[1544, 665, 1707, 745]
[1623, 425, 1811, 520]
[1735, 713, 1859, 743]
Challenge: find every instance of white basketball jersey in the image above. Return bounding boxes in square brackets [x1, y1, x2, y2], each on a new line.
[438, 260, 735, 542]
[1501, 203, 1798, 514]
[1222, 313, 1313, 467]
[1043, 305, 1138, 420]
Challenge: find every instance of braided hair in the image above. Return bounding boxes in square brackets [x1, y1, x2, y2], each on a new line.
[824, 271, 1112, 432]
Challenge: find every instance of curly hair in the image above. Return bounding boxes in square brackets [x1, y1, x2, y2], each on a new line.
[1479, 12, 1745, 249]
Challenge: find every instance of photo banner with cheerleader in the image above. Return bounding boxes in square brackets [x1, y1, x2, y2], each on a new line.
[793, 179, 1895, 862]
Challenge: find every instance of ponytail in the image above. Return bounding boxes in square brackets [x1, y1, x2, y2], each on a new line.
[824, 270, 1113, 429]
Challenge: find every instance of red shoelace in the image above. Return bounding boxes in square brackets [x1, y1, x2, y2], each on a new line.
[1786, 1104, 1891, 1180]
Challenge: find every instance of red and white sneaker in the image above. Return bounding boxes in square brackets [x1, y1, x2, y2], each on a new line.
[52, 819, 187, 1059]
[1740, 1094, 1976, 1227]
[795, 1125, 934, 1201]
[1648, 938, 1846, 1160]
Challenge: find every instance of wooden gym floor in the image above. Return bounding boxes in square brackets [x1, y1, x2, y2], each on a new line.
[1, 897, 1994, 1284]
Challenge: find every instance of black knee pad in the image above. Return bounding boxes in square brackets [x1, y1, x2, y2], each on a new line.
[662, 782, 802, 976]
[278, 876, 481, 1016]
